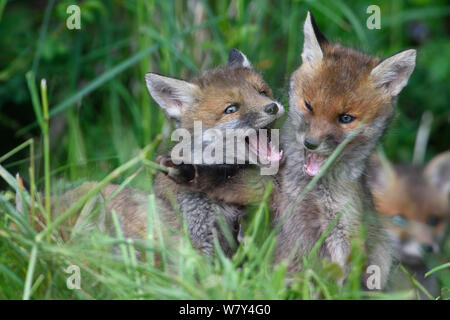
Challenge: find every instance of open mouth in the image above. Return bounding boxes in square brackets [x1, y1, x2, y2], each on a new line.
[245, 128, 283, 165]
[303, 149, 328, 177]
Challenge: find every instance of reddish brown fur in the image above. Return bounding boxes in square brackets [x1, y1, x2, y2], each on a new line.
[180, 67, 274, 129]
[291, 43, 391, 138]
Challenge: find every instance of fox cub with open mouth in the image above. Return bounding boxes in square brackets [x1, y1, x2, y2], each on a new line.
[272, 12, 416, 288]
[15, 49, 284, 260]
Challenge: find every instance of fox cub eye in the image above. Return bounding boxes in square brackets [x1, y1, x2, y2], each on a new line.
[224, 104, 240, 114]
[391, 214, 408, 227]
[426, 216, 441, 227]
[338, 114, 355, 124]
[259, 90, 268, 97]
[304, 101, 313, 112]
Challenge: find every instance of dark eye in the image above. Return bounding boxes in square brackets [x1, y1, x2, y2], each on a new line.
[426, 216, 441, 227]
[259, 90, 268, 97]
[338, 114, 355, 124]
[304, 101, 313, 112]
[391, 214, 408, 227]
[224, 104, 240, 114]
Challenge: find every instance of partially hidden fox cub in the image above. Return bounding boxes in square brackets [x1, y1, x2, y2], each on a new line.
[162, 12, 417, 288]
[368, 151, 450, 296]
[15, 49, 284, 258]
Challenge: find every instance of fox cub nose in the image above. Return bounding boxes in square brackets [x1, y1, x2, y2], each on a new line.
[264, 103, 279, 115]
[423, 243, 438, 254]
[304, 137, 319, 150]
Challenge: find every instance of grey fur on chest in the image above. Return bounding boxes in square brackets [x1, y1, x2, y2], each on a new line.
[176, 191, 243, 256]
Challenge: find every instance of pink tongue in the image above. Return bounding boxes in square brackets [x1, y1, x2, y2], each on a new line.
[249, 137, 282, 163]
[304, 153, 325, 176]
[262, 141, 282, 162]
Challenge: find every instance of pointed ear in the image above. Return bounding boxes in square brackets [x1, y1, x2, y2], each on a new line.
[370, 49, 416, 97]
[302, 12, 328, 66]
[424, 151, 450, 195]
[228, 48, 252, 68]
[145, 73, 199, 121]
[367, 152, 396, 195]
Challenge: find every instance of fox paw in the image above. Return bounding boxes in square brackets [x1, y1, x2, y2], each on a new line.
[156, 155, 197, 185]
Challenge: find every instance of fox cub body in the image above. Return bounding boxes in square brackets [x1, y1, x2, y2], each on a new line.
[15, 181, 150, 241]
[165, 12, 417, 288]
[368, 151, 450, 296]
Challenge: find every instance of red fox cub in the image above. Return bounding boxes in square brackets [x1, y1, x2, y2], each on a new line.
[368, 151, 450, 296]
[15, 49, 284, 258]
[162, 12, 416, 288]
[149, 49, 284, 256]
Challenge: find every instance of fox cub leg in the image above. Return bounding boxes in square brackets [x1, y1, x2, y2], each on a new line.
[156, 155, 268, 206]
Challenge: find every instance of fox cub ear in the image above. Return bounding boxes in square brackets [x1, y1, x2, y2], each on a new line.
[145, 73, 199, 122]
[302, 11, 328, 66]
[228, 48, 252, 68]
[424, 151, 450, 196]
[370, 49, 416, 97]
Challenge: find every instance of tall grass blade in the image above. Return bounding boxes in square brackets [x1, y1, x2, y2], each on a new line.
[23, 244, 38, 300]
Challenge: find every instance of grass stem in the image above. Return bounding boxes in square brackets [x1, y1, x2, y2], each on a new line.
[41, 79, 51, 242]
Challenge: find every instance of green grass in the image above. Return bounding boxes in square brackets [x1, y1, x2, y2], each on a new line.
[0, 140, 398, 300]
[0, 0, 449, 300]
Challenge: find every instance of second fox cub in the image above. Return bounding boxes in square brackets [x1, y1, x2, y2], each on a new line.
[16, 49, 284, 258]
[149, 48, 284, 256]
[164, 12, 417, 288]
[368, 151, 450, 295]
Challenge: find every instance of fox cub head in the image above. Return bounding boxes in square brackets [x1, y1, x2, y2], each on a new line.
[288, 12, 416, 179]
[368, 152, 450, 265]
[145, 49, 284, 166]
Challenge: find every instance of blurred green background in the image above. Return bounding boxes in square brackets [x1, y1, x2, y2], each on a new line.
[0, 0, 449, 185]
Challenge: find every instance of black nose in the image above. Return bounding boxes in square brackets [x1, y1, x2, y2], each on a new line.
[264, 103, 278, 115]
[304, 137, 319, 150]
[423, 244, 435, 253]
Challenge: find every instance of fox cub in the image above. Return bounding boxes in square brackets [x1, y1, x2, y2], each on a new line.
[149, 49, 284, 256]
[15, 49, 284, 258]
[368, 151, 450, 296]
[163, 12, 417, 288]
